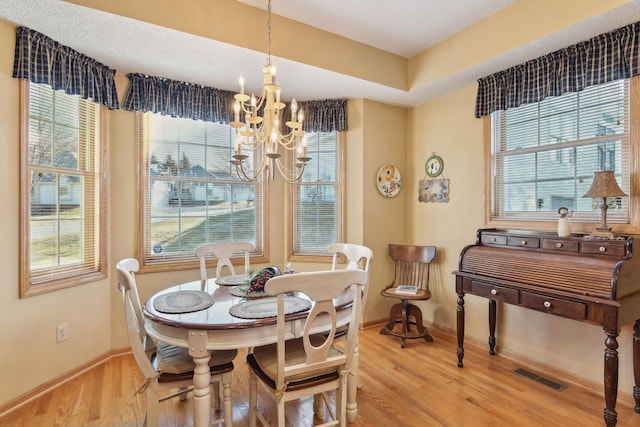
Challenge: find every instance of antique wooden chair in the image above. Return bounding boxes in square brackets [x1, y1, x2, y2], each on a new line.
[195, 241, 254, 280]
[379, 244, 436, 348]
[246, 269, 368, 427]
[116, 258, 237, 426]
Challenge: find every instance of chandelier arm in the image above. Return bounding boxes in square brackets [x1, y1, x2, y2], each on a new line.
[236, 159, 265, 182]
[274, 157, 307, 184]
[234, 146, 269, 182]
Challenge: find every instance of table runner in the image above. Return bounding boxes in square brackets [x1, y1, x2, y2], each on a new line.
[229, 296, 311, 319]
[153, 290, 214, 314]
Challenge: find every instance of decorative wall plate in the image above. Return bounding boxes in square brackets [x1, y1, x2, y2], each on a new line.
[425, 153, 444, 177]
[377, 164, 402, 197]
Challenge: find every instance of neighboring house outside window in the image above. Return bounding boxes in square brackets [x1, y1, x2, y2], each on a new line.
[20, 81, 107, 297]
[486, 76, 639, 233]
[138, 112, 266, 270]
[290, 131, 344, 259]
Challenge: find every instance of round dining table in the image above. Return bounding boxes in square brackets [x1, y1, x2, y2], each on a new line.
[143, 276, 360, 427]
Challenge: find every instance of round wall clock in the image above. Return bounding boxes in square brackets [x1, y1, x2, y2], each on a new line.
[425, 153, 444, 177]
[376, 164, 401, 198]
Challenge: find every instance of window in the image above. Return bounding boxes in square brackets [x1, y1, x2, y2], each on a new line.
[138, 113, 266, 269]
[487, 76, 639, 232]
[290, 131, 344, 258]
[20, 82, 106, 297]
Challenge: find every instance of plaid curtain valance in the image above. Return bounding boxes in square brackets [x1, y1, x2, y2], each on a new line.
[296, 99, 348, 132]
[123, 73, 236, 123]
[475, 21, 640, 118]
[12, 27, 119, 110]
[124, 73, 348, 132]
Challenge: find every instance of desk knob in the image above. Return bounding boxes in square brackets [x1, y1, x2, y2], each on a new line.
[599, 246, 606, 252]
[490, 289, 498, 295]
[491, 237, 497, 243]
[556, 243, 563, 248]
[543, 301, 552, 308]
[520, 240, 527, 245]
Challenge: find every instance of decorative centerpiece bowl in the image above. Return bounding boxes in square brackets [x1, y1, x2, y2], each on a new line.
[234, 265, 281, 298]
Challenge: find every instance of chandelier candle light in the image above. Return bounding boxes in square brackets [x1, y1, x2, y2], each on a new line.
[230, 0, 310, 183]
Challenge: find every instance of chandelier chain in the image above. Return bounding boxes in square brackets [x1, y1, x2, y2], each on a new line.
[229, 0, 310, 183]
[267, 0, 272, 65]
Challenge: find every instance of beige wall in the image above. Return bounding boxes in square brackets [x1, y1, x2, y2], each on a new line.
[1, 0, 637, 412]
[0, 19, 113, 406]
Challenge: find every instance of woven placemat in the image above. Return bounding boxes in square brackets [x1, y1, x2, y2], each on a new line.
[229, 284, 268, 299]
[229, 296, 311, 319]
[153, 290, 214, 314]
[215, 274, 249, 286]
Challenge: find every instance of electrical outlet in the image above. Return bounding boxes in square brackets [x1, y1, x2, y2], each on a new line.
[56, 324, 68, 343]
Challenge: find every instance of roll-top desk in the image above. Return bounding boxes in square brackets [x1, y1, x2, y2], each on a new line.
[453, 228, 640, 427]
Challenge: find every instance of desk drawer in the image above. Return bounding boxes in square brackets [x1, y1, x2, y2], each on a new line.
[482, 234, 507, 245]
[581, 241, 626, 257]
[470, 281, 518, 304]
[520, 291, 586, 320]
[508, 236, 540, 248]
[542, 239, 579, 252]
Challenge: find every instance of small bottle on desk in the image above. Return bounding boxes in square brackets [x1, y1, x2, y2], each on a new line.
[557, 207, 571, 237]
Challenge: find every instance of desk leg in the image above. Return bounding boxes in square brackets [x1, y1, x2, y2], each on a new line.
[603, 329, 619, 427]
[633, 319, 640, 413]
[488, 299, 497, 356]
[456, 293, 465, 368]
[189, 331, 212, 427]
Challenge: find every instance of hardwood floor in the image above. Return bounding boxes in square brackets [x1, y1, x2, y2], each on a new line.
[1, 325, 638, 426]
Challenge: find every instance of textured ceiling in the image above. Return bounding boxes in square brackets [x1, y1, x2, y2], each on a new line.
[1, 0, 639, 107]
[238, 0, 519, 58]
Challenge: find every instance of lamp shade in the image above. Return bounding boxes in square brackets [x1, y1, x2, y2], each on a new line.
[582, 171, 627, 198]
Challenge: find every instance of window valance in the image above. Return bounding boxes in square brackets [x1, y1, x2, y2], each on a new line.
[12, 27, 119, 110]
[296, 99, 348, 132]
[124, 73, 348, 132]
[475, 21, 639, 118]
[123, 73, 236, 123]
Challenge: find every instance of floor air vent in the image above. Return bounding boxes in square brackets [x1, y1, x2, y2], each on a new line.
[514, 368, 567, 391]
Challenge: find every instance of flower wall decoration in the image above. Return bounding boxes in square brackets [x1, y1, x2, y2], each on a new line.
[377, 164, 402, 198]
[418, 178, 450, 203]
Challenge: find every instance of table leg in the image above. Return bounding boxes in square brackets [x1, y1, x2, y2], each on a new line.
[456, 293, 465, 368]
[189, 331, 212, 427]
[603, 329, 619, 427]
[488, 299, 497, 356]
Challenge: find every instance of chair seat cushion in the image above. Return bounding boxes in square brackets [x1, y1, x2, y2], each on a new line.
[249, 336, 342, 385]
[157, 342, 237, 374]
[380, 286, 430, 300]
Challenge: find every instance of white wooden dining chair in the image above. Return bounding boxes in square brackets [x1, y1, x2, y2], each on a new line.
[116, 258, 237, 427]
[246, 269, 368, 427]
[195, 241, 255, 280]
[327, 243, 373, 396]
[329, 243, 373, 326]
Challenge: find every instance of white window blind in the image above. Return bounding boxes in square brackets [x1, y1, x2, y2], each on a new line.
[23, 82, 104, 293]
[292, 131, 343, 256]
[139, 113, 264, 266]
[491, 79, 630, 224]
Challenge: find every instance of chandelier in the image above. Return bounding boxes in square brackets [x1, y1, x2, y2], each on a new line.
[230, 0, 310, 183]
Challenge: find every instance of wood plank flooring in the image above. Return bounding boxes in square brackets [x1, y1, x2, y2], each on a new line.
[1, 325, 638, 426]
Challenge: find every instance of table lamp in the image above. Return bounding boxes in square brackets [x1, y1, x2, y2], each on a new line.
[582, 171, 627, 239]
